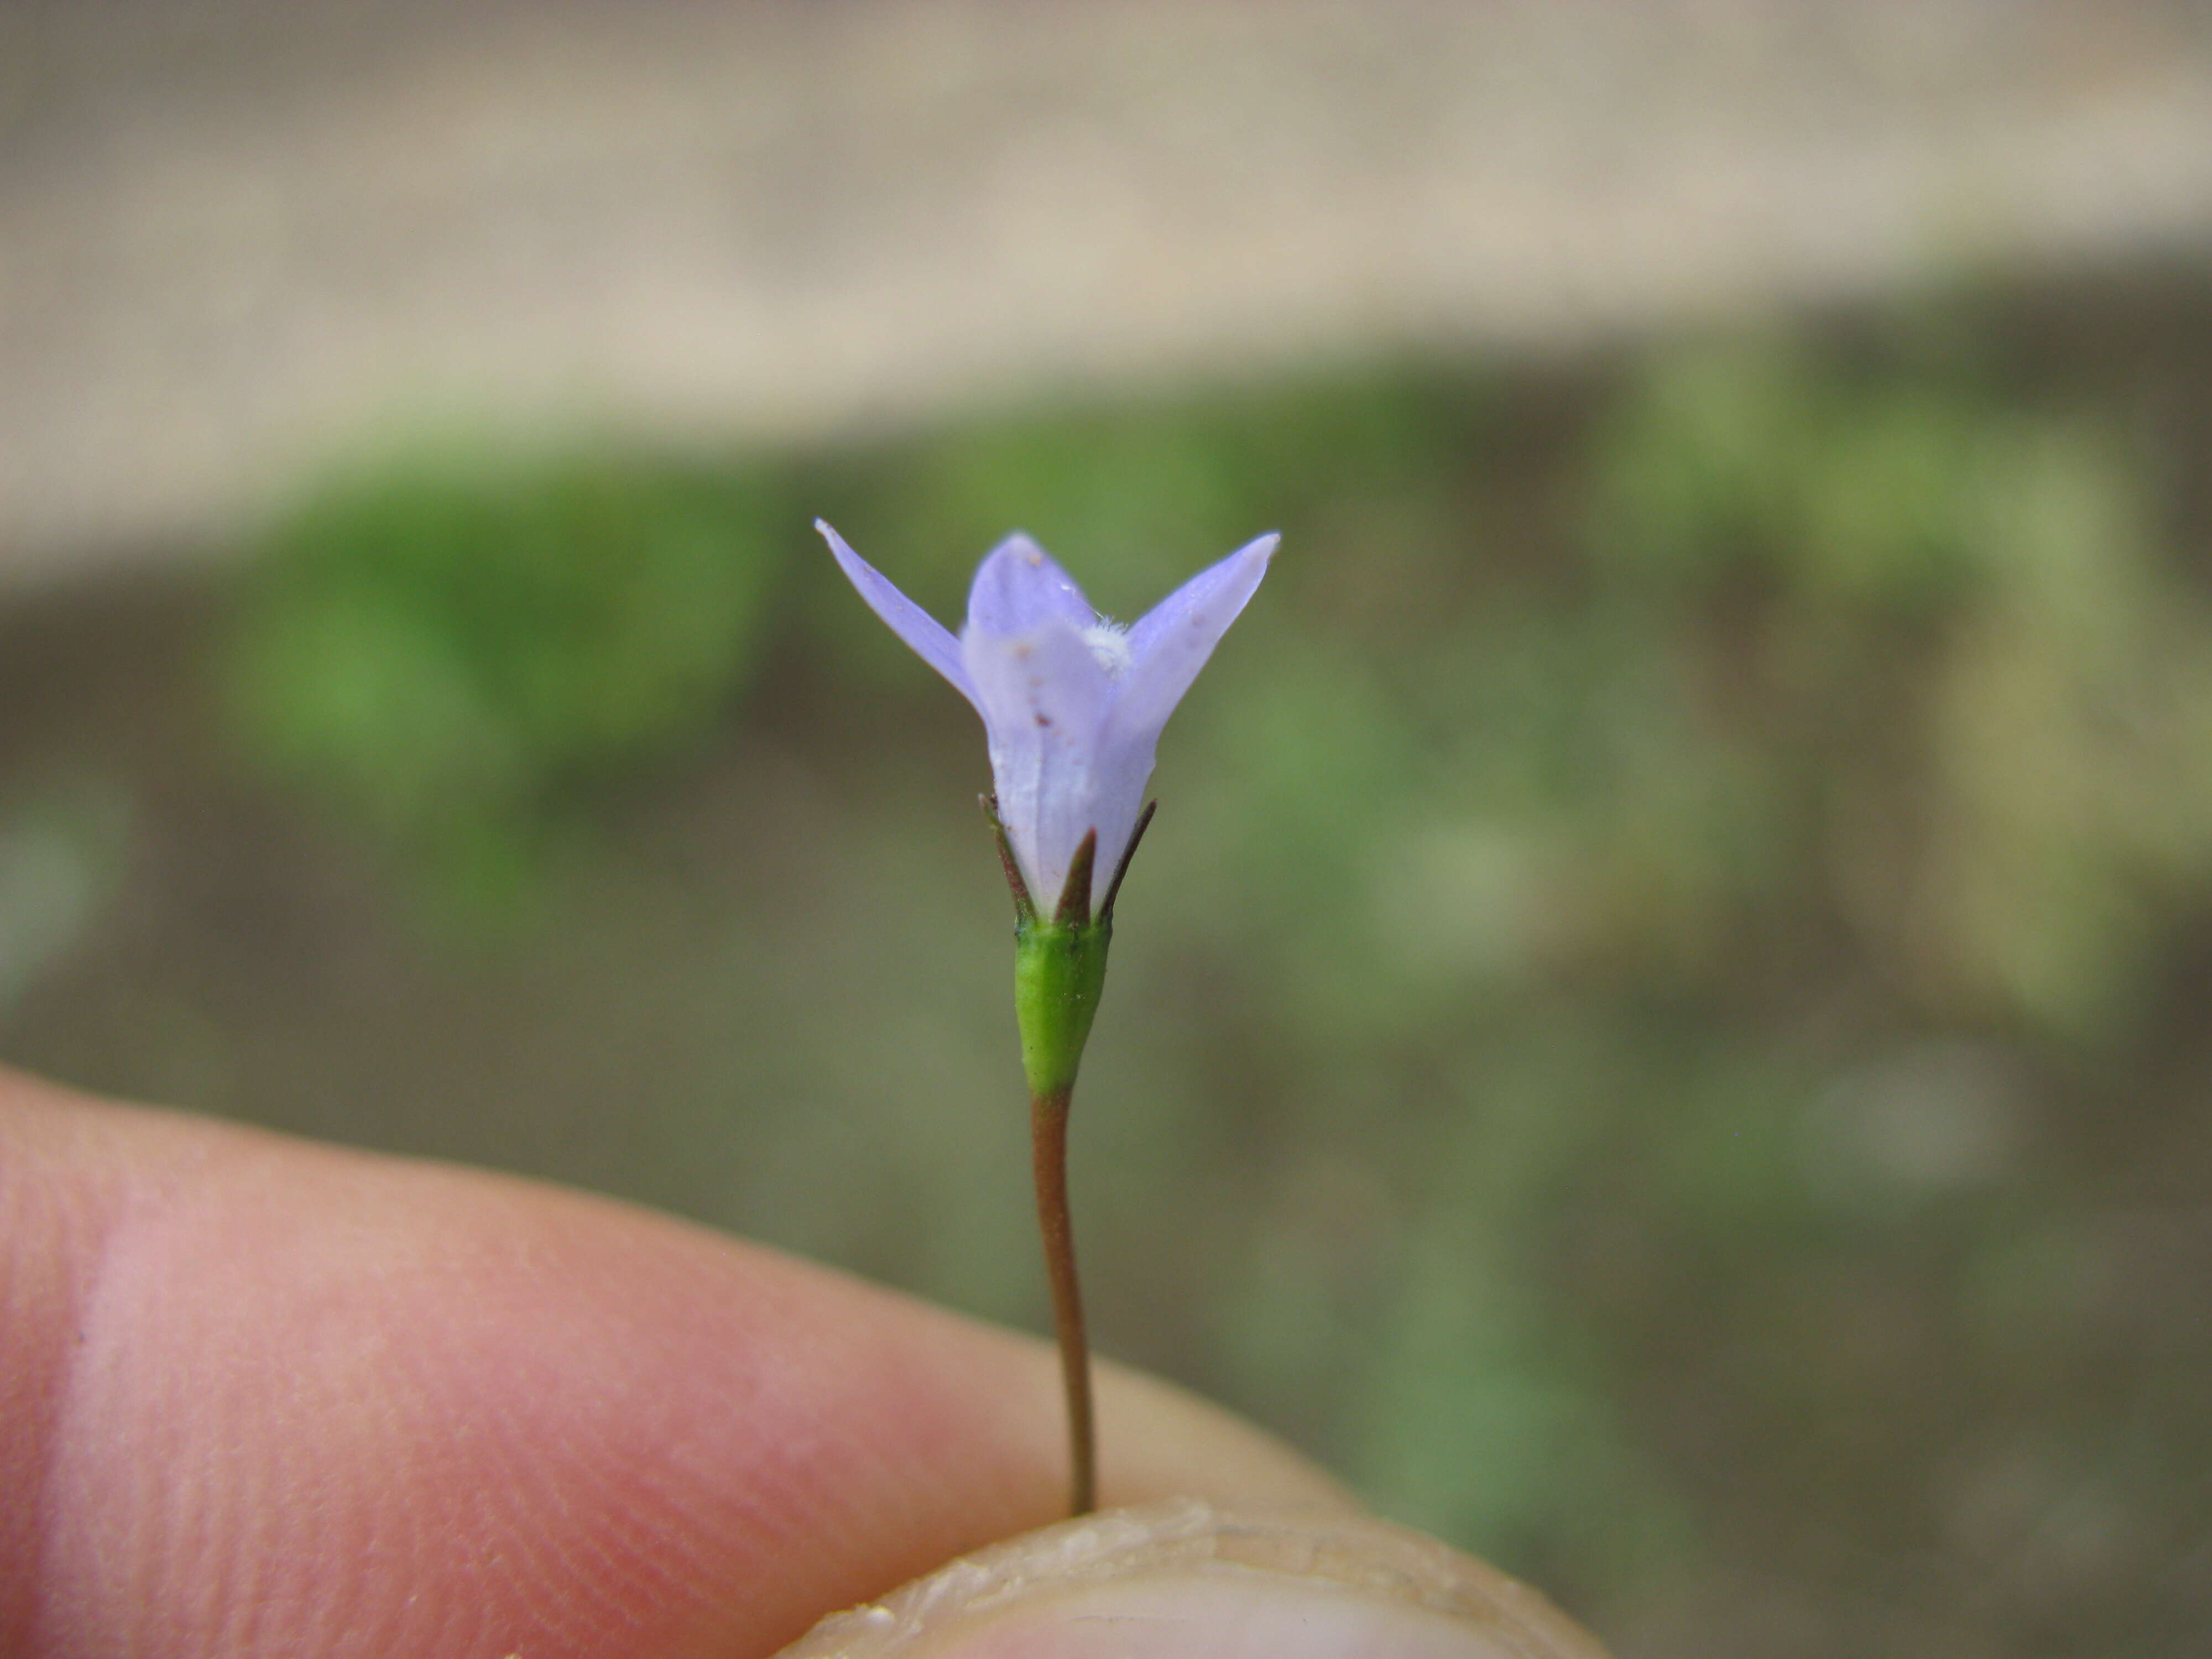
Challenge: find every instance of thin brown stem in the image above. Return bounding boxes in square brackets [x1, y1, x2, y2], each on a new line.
[1029, 1086, 1095, 1516]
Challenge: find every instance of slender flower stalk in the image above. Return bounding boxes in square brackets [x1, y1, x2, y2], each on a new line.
[820, 520, 1274, 1515]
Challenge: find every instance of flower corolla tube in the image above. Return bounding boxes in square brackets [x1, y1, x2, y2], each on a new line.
[818, 522, 1276, 914]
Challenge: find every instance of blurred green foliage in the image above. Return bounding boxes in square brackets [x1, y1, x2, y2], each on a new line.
[199, 313, 2212, 1653]
[1587, 342, 2212, 1034]
[228, 446, 787, 904]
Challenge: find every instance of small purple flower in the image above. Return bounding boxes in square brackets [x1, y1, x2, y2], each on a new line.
[818, 521, 1276, 914]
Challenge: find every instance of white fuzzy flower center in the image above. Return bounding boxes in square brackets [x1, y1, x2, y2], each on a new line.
[1081, 621, 1131, 679]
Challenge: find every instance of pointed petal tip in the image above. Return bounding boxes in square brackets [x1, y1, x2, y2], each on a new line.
[974, 529, 1052, 581]
[815, 518, 982, 707]
[967, 531, 1095, 637]
[816, 519, 865, 568]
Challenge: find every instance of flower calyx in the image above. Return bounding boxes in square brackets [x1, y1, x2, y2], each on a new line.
[984, 794, 1156, 1099]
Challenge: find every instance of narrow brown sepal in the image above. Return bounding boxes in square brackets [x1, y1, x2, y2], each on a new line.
[979, 794, 1037, 926]
[1097, 798, 1156, 925]
[1052, 830, 1098, 928]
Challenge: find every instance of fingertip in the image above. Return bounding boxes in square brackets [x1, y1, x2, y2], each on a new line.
[776, 1499, 1610, 1659]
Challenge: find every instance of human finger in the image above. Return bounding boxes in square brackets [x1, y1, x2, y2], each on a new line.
[0, 1070, 1345, 1658]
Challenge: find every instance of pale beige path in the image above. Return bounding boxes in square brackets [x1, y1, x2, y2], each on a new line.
[6, 0, 2212, 586]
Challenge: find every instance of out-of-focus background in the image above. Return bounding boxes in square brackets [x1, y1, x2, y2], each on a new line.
[7, 2, 2212, 1651]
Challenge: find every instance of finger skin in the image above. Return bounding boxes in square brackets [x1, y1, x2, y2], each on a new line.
[0, 1071, 1344, 1658]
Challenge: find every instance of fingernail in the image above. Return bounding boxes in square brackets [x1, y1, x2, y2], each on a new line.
[776, 1498, 1609, 1658]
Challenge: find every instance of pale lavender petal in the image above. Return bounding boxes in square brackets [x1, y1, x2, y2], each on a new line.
[964, 533, 1098, 639]
[818, 521, 982, 710]
[962, 617, 1114, 911]
[1107, 533, 1277, 745]
[1078, 726, 1162, 910]
[824, 518, 1275, 915]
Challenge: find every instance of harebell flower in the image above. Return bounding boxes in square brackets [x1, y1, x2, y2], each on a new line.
[820, 521, 1274, 1514]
